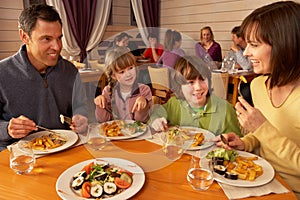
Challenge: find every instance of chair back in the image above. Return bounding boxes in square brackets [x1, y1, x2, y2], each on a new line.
[148, 66, 171, 104]
[211, 72, 229, 99]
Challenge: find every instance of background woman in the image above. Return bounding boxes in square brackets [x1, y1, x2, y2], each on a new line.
[195, 26, 222, 62]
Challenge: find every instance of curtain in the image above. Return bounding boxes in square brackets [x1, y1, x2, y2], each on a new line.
[61, 0, 97, 62]
[131, 0, 149, 46]
[142, 0, 160, 36]
[46, 0, 111, 62]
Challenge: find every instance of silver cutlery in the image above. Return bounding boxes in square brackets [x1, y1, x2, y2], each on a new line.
[36, 125, 60, 134]
[59, 114, 72, 125]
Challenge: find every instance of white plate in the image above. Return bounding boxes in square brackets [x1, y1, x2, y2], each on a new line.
[100, 120, 147, 140]
[56, 158, 145, 200]
[180, 127, 215, 150]
[201, 151, 275, 187]
[22, 130, 78, 154]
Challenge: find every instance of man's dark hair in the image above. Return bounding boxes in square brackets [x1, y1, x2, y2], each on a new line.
[231, 26, 241, 37]
[18, 4, 62, 37]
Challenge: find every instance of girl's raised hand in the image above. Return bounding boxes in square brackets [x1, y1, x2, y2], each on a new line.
[131, 96, 148, 113]
[94, 95, 106, 108]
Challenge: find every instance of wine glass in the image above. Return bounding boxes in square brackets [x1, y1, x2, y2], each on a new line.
[161, 132, 184, 161]
[9, 140, 35, 174]
[86, 123, 108, 150]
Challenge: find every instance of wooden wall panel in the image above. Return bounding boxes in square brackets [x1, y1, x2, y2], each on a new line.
[0, 0, 23, 60]
[160, 0, 300, 57]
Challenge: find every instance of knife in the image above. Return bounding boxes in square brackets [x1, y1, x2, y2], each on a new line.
[36, 125, 60, 134]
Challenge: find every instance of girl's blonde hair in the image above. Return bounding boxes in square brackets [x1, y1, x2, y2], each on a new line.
[105, 46, 136, 96]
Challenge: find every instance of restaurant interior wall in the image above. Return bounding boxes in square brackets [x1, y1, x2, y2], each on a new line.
[0, 0, 23, 60]
[160, 0, 300, 58]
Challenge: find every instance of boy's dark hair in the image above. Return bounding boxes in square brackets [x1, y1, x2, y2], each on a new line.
[231, 26, 241, 37]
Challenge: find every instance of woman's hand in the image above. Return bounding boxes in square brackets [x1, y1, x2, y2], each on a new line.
[131, 96, 148, 113]
[151, 117, 168, 132]
[216, 132, 245, 150]
[94, 95, 106, 109]
[8, 115, 37, 138]
[235, 96, 266, 132]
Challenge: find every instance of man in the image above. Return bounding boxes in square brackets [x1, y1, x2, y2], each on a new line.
[0, 4, 88, 151]
[227, 26, 252, 70]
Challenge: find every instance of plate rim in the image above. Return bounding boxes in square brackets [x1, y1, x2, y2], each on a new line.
[22, 130, 78, 154]
[201, 150, 275, 187]
[100, 120, 147, 140]
[56, 157, 145, 200]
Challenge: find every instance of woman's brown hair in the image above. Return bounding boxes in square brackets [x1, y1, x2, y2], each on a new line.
[241, 1, 300, 88]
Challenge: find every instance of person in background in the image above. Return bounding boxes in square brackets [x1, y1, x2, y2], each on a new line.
[217, 2, 300, 198]
[107, 32, 141, 56]
[195, 26, 222, 62]
[226, 26, 252, 70]
[142, 33, 164, 63]
[150, 56, 241, 136]
[0, 4, 88, 151]
[94, 47, 152, 123]
[157, 29, 185, 69]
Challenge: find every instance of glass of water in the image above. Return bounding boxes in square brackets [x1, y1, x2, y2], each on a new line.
[161, 132, 184, 161]
[9, 140, 35, 175]
[86, 123, 108, 151]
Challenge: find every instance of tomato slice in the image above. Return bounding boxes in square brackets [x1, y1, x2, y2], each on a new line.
[81, 182, 91, 198]
[82, 162, 94, 174]
[114, 177, 131, 189]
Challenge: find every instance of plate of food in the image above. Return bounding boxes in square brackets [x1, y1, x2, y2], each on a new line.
[56, 158, 145, 200]
[202, 148, 275, 187]
[162, 126, 215, 150]
[22, 130, 78, 154]
[99, 120, 147, 140]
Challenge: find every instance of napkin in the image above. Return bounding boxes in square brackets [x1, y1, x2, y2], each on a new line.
[218, 178, 289, 199]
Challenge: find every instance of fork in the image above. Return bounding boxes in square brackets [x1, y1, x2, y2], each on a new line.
[59, 114, 72, 125]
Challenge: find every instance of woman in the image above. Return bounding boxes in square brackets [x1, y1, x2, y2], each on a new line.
[157, 29, 185, 69]
[195, 26, 222, 62]
[218, 1, 300, 198]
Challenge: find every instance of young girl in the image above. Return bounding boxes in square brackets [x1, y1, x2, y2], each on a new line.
[94, 47, 152, 123]
[150, 56, 241, 136]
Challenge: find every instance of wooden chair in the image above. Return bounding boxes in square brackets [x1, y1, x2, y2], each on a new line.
[148, 66, 172, 104]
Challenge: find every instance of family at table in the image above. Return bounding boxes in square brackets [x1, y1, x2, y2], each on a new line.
[0, 2, 300, 199]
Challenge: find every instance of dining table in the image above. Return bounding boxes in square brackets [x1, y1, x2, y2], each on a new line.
[0, 135, 297, 200]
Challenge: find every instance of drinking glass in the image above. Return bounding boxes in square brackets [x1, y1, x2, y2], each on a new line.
[187, 151, 213, 191]
[9, 141, 35, 175]
[161, 132, 184, 161]
[86, 123, 108, 150]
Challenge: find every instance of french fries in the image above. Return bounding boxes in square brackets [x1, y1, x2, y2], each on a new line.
[225, 155, 263, 181]
[28, 133, 67, 150]
[101, 121, 124, 137]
